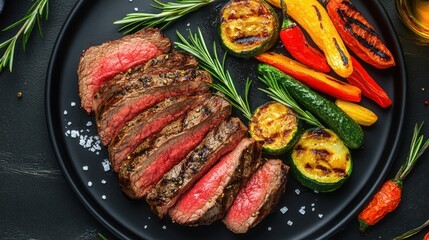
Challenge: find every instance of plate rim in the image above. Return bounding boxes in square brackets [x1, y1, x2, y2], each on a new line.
[44, 0, 407, 239]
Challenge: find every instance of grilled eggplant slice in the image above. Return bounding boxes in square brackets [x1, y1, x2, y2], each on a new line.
[290, 128, 352, 192]
[219, 0, 279, 58]
[249, 102, 301, 155]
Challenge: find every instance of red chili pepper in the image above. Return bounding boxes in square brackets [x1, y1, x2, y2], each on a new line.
[346, 56, 392, 108]
[424, 232, 429, 240]
[323, 0, 395, 69]
[358, 123, 429, 232]
[279, 1, 330, 73]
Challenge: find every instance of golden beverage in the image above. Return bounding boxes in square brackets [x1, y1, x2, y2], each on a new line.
[396, 0, 429, 39]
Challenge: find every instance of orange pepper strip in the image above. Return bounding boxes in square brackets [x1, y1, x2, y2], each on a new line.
[255, 52, 361, 102]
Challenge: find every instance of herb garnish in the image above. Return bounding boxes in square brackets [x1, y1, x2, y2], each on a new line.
[114, 0, 215, 34]
[258, 72, 324, 127]
[175, 28, 253, 120]
[0, 0, 49, 73]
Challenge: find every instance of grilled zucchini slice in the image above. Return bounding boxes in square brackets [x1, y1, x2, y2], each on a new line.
[249, 102, 301, 155]
[290, 128, 352, 192]
[219, 0, 279, 58]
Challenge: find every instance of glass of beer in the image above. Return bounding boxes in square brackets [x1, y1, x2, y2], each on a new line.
[396, 0, 429, 39]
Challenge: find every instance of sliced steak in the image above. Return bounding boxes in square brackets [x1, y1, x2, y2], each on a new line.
[93, 51, 199, 111]
[78, 28, 171, 113]
[169, 138, 262, 226]
[119, 96, 232, 199]
[223, 159, 290, 234]
[109, 94, 211, 172]
[95, 69, 212, 145]
[146, 118, 248, 219]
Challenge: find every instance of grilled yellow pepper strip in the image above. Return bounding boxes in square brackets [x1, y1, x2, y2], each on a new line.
[265, 0, 353, 78]
[335, 99, 378, 126]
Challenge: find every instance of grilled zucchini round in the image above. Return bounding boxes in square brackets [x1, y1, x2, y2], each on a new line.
[249, 102, 301, 155]
[219, 0, 279, 58]
[290, 128, 352, 192]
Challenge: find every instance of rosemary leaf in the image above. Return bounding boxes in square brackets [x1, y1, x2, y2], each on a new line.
[258, 71, 324, 127]
[114, 0, 215, 34]
[0, 0, 49, 73]
[393, 218, 429, 240]
[175, 28, 253, 120]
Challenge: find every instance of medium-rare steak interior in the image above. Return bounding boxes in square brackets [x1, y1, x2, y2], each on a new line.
[78, 28, 171, 113]
[77, 28, 290, 234]
[169, 137, 262, 226]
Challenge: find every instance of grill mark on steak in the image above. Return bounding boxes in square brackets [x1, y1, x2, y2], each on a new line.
[93, 51, 199, 112]
[146, 118, 248, 219]
[78, 28, 171, 113]
[223, 159, 289, 234]
[169, 138, 262, 226]
[95, 70, 212, 145]
[119, 96, 232, 199]
[108, 94, 211, 172]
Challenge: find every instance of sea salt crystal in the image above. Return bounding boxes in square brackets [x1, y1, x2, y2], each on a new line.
[295, 189, 300, 195]
[311, 203, 315, 207]
[299, 209, 306, 215]
[287, 220, 293, 226]
[144, 225, 147, 229]
[187, 23, 190, 27]
[102, 159, 110, 172]
[71, 102, 76, 107]
[129, 0, 133, 2]
[64, 110, 68, 115]
[162, 225, 166, 230]
[314, 190, 319, 194]
[134, 7, 138, 11]
[88, 181, 92, 187]
[280, 206, 288, 214]
[101, 179, 106, 184]
[312, 208, 315, 211]
[86, 121, 92, 127]
[70, 130, 80, 138]
[67, 122, 72, 126]
[102, 195, 107, 200]
[267, 227, 272, 231]
[65, 130, 70, 137]
[82, 166, 88, 171]
[318, 214, 324, 219]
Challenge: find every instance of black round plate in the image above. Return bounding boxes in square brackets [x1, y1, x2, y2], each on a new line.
[45, 0, 406, 239]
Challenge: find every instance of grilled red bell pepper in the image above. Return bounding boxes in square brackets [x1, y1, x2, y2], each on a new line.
[324, 0, 395, 69]
[279, 1, 330, 73]
[255, 52, 361, 102]
[347, 56, 392, 108]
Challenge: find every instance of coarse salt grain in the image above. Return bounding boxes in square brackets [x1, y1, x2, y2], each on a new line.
[102, 195, 107, 200]
[280, 206, 288, 214]
[144, 225, 147, 229]
[88, 181, 92, 187]
[187, 23, 190, 27]
[312, 208, 315, 211]
[70, 130, 80, 138]
[314, 190, 319, 193]
[64, 110, 68, 115]
[86, 121, 93, 127]
[82, 166, 88, 171]
[318, 214, 323, 218]
[311, 203, 315, 206]
[267, 227, 272, 231]
[295, 189, 300, 195]
[162, 225, 166, 230]
[102, 159, 110, 172]
[134, 7, 138, 11]
[287, 220, 293, 226]
[67, 122, 72, 126]
[71, 102, 76, 106]
[299, 209, 306, 215]
[101, 179, 107, 184]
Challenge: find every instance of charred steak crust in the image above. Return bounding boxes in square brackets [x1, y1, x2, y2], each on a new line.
[223, 159, 290, 234]
[108, 94, 211, 172]
[118, 96, 232, 199]
[78, 28, 171, 113]
[169, 138, 262, 226]
[146, 117, 248, 219]
[95, 70, 213, 145]
[93, 51, 199, 112]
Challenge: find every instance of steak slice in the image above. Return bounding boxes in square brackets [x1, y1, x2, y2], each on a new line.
[146, 118, 248, 218]
[169, 138, 262, 226]
[93, 51, 199, 112]
[223, 159, 290, 234]
[108, 94, 211, 172]
[95, 69, 212, 145]
[78, 28, 171, 113]
[119, 96, 232, 199]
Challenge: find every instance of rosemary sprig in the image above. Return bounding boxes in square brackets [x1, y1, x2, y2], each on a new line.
[393, 218, 429, 240]
[114, 0, 215, 34]
[394, 122, 429, 181]
[258, 72, 324, 127]
[175, 28, 253, 120]
[0, 0, 49, 73]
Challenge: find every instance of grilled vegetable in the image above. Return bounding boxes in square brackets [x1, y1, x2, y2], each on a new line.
[290, 128, 352, 192]
[255, 52, 361, 102]
[258, 64, 364, 149]
[219, 0, 279, 58]
[249, 102, 301, 154]
[278, 0, 330, 73]
[358, 123, 429, 232]
[323, 0, 395, 69]
[347, 56, 392, 108]
[335, 99, 378, 126]
[264, 0, 353, 78]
